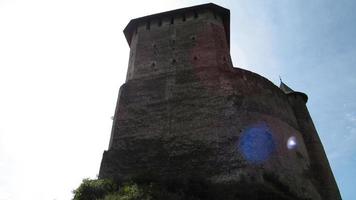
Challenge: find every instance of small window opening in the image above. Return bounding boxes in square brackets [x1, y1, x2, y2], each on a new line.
[146, 21, 150, 30]
[193, 56, 198, 60]
[158, 19, 162, 27]
[194, 11, 198, 18]
[182, 14, 186, 22]
[171, 58, 176, 64]
[191, 36, 196, 41]
[170, 17, 174, 24]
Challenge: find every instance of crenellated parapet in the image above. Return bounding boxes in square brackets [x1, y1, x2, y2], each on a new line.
[123, 4, 230, 81]
[123, 4, 230, 48]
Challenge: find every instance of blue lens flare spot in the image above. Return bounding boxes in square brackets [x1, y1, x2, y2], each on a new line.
[238, 124, 276, 163]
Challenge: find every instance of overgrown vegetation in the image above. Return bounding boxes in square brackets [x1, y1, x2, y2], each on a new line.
[72, 179, 165, 200]
[72, 178, 118, 200]
[72, 178, 211, 200]
[100, 183, 152, 200]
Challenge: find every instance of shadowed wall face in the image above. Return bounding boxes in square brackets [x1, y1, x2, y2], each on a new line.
[286, 93, 341, 200]
[99, 3, 340, 200]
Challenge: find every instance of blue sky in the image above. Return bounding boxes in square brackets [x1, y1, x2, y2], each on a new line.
[0, 0, 355, 199]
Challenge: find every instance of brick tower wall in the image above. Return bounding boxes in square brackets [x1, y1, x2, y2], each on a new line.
[99, 4, 330, 199]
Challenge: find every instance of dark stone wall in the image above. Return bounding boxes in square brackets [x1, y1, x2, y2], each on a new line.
[287, 93, 342, 200]
[98, 5, 340, 199]
[125, 8, 229, 81]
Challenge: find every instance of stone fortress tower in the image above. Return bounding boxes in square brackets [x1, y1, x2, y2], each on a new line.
[99, 3, 341, 200]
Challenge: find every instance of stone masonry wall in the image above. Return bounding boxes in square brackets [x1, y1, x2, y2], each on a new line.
[99, 5, 326, 199]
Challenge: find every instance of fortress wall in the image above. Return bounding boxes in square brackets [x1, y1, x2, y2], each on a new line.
[287, 93, 341, 200]
[126, 8, 228, 81]
[98, 4, 341, 199]
[227, 68, 300, 129]
[103, 64, 321, 199]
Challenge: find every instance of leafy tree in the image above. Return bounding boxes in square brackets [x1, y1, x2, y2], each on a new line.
[72, 178, 117, 200]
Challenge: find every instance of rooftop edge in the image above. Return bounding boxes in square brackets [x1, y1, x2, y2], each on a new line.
[123, 3, 230, 48]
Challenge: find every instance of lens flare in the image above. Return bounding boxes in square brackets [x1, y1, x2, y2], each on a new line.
[287, 136, 297, 149]
[238, 123, 276, 163]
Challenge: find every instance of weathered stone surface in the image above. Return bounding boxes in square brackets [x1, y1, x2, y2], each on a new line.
[99, 3, 341, 200]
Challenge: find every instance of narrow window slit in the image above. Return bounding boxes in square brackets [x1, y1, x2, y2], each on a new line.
[194, 11, 198, 18]
[182, 14, 186, 22]
[158, 19, 162, 27]
[170, 17, 174, 24]
[146, 21, 150, 30]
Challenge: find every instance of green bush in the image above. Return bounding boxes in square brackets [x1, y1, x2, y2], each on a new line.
[72, 178, 208, 200]
[102, 183, 151, 200]
[73, 179, 153, 200]
[72, 178, 117, 200]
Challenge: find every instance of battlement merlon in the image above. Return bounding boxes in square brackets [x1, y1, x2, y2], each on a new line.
[123, 3, 230, 49]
